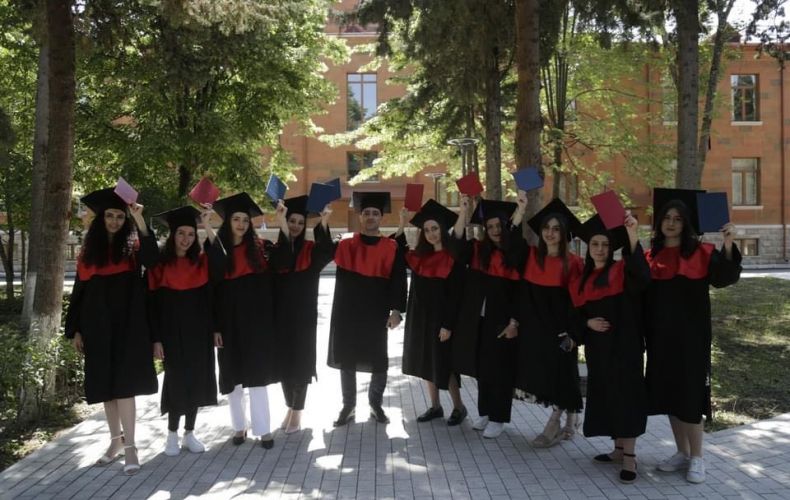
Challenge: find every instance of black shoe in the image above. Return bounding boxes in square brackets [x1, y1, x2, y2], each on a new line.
[619, 453, 638, 484]
[232, 431, 246, 446]
[261, 438, 274, 449]
[370, 405, 390, 424]
[417, 406, 444, 422]
[594, 446, 623, 464]
[446, 406, 468, 426]
[333, 406, 356, 427]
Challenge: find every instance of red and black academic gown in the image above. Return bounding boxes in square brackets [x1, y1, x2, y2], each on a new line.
[270, 224, 334, 385]
[327, 233, 407, 373]
[397, 235, 465, 390]
[64, 238, 158, 405]
[450, 231, 522, 423]
[515, 248, 584, 412]
[146, 238, 223, 416]
[568, 245, 650, 439]
[214, 239, 279, 394]
[644, 242, 742, 424]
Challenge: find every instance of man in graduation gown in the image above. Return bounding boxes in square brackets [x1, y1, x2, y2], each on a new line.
[328, 191, 407, 426]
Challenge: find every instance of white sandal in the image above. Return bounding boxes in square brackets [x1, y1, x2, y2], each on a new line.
[95, 434, 124, 466]
[123, 445, 140, 476]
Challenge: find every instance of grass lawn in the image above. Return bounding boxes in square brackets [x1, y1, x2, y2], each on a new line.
[708, 277, 790, 432]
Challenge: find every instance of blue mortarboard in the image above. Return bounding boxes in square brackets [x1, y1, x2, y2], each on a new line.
[265, 174, 287, 204]
[696, 192, 730, 233]
[512, 167, 544, 192]
[307, 182, 338, 214]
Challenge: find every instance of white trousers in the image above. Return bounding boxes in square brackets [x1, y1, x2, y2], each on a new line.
[228, 384, 271, 436]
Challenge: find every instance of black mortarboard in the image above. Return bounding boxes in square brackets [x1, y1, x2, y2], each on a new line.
[81, 188, 127, 214]
[579, 214, 628, 252]
[470, 199, 518, 225]
[652, 187, 704, 234]
[283, 195, 310, 218]
[154, 206, 200, 233]
[213, 192, 264, 221]
[409, 199, 458, 229]
[526, 198, 582, 240]
[351, 191, 391, 213]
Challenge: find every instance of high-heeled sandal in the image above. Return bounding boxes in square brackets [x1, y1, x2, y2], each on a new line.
[559, 413, 581, 440]
[531, 413, 562, 448]
[95, 434, 124, 466]
[594, 445, 624, 464]
[123, 445, 140, 476]
[619, 453, 638, 484]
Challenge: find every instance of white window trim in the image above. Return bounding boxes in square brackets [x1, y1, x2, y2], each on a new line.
[662, 120, 678, 126]
[732, 205, 764, 210]
[731, 121, 763, 126]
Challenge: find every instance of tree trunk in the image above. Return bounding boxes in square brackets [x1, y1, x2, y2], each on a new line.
[178, 163, 192, 198]
[484, 49, 503, 200]
[0, 200, 14, 300]
[21, 0, 76, 420]
[552, 144, 563, 199]
[515, 0, 542, 240]
[22, 30, 50, 327]
[674, 0, 701, 189]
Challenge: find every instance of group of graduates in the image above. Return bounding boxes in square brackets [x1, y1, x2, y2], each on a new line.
[65, 183, 741, 486]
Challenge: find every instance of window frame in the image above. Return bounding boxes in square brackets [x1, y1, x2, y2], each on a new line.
[731, 158, 760, 206]
[731, 74, 760, 122]
[346, 73, 378, 131]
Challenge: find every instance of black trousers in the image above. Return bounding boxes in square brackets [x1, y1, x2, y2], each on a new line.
[168, 407, 198, 432]
[341, 368, 387, 407]
[282, 380, 309, 411]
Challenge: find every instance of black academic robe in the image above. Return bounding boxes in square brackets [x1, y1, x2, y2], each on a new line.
[450, 231, 521, 423]
[214, 239, 279, 394]
[146, 237, 223, 416]
[515, 247, 584, 412]
[64, 239, 158, 405]
[569, 245, 650, 439]
[644, 242, 742, 424]
[398, 235, 464, 390]
[270, 224, 334, 385]
[327, 233, 407, 373]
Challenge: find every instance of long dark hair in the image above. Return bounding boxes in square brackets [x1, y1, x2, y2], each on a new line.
[536, 213, 570, 276]
[218, 216, 265, 273]
[650, 199, 700, 258]
[479, 215, 513, 270]
[415, 220, 450, 256]
[578, 235, 616, 293]
[161, 227, 201, 266]
[81, 209, 134, 267]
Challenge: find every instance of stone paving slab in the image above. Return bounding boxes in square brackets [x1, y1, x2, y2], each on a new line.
[2, 277, 789, 499]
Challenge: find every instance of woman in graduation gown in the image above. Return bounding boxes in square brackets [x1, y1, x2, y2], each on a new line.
[65, 188, 158, 475]
[450, 193, 526, 439]
[270, 196, 333, 434]
[645, 189, 741, 484]
[146, 206, 223, 456]
[394, 200, 467, 426]
[568, 213, 648, 484]
[515, 198, 584, 448]
[212, 193, 278, 449]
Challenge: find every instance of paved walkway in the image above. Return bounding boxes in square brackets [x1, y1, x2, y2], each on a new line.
[2, 278, 789, 499]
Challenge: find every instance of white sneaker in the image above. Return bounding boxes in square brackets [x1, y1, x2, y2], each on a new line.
[657, 451, 689, 472]
[472, 416, 489, 430]
[482, 421, 504, 439]
[164, 432, 180, 456]
[182, 432, 206, 453]
[686, 457, 705, 483]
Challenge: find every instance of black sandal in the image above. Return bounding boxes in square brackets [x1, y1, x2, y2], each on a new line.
[619, 453, 638, 484]
[593, 445, 624, 464]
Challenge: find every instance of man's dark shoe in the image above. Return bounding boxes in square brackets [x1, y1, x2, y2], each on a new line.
[416, 406, 444, 422]
[447, 406, 468, 426]
[370, 405, 390, 424]
[333, 406, 355, 427]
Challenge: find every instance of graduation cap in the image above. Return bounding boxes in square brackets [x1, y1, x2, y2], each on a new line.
[81, 188, 127, 214]
[409, 199, 458, 229]
[579, 214, 628, 252]
[213, 192, 264, 221]
[526, 198, 582, 240]
[155, 206, 200, 232]
[283, 195, 310, 218]
[652, 187, 704, 234]
[470, 199, 518, 225]
[351, 191, 391, 214]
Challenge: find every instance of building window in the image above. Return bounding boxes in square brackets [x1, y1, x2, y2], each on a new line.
[661, 72, 677, 123]
[731, 74, 759, 122]
[734, 238, 759, 256]
[437, 178, 459, 207]
[558, 173, 579, 206]
[732, 158, 759, 206]
[347, 73, 377, 130]
[347, 151, 379, 181]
